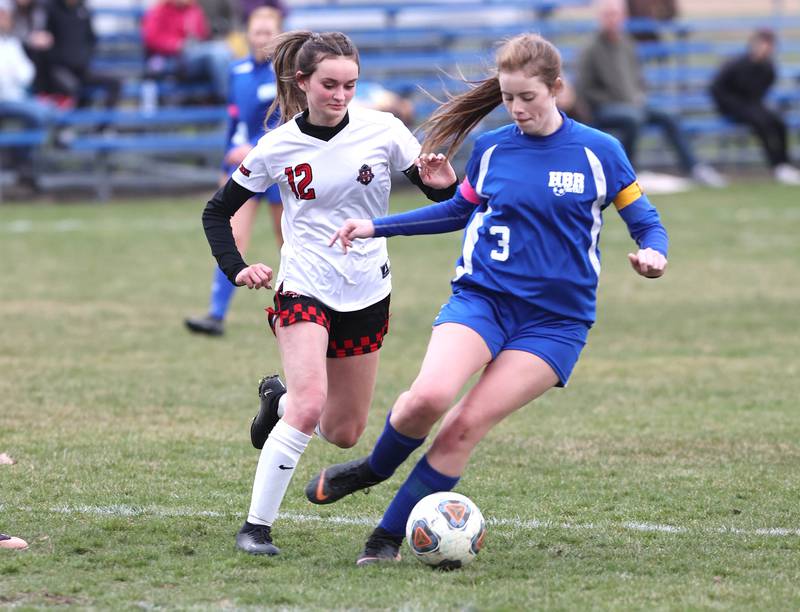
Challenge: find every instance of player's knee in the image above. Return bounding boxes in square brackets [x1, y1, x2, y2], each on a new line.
[321, 419, 365, 448]
[286, 386, 327, 431]
[400, 386, 453, 423]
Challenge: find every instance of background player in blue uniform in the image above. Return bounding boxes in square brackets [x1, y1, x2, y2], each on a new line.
[185, 7, 283, 336]
[306, 33, 669, 565]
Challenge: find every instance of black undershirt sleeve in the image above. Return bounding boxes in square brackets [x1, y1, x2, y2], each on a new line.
[403, 164, 458, 202]
[202, 178, 258, 284]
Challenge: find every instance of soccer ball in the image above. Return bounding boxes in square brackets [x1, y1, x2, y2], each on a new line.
[405, 491, 486, 570]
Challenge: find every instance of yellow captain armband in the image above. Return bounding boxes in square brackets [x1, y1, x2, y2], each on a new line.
[613, 181, 644, 211]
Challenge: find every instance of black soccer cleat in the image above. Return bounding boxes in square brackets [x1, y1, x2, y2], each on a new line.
[356, 527, 403, 566]
[185, 314, 224, 336]
[235, 521, 280, 556]
[250, 375, 287, 449]
[305, 456, 385, 505]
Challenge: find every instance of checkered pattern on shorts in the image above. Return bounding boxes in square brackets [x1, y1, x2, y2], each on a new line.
[266, 289, 390, 359]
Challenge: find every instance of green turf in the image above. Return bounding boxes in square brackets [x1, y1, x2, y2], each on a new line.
[1, 182, 799, 609]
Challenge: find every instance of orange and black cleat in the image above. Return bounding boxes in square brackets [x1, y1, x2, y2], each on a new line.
[305, 456, 385, 505]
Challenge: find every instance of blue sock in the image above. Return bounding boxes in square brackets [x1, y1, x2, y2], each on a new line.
[368, 411, 426, 479]
[378, 455, 460, 537]
[208, 267, 236, 320]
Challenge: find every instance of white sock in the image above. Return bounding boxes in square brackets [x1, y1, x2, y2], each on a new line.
[314, 422, 332, 444]
[247, 419, 311, 526]
[276, 394, 288, 418]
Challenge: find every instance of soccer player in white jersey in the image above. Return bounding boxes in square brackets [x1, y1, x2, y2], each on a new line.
[307, 33, 669, 565]
[201, 30, 457, 555]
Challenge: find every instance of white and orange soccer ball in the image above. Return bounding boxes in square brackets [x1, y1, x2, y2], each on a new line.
[405, 491, 486, 570]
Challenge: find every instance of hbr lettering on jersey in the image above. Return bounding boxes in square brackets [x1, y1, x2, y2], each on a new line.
[548, 171, 585, 196]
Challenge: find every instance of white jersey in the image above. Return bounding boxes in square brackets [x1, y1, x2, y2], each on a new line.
[232, 106, 421, 312]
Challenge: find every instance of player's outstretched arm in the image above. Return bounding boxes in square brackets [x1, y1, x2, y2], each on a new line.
[627, 248, 667, 278]
[329, 219, 375, 253]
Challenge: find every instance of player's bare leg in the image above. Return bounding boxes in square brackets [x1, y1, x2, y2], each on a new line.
[306, 323, 491, 504]
[426, 349, 558, 476]
[317, 351, 380, 447]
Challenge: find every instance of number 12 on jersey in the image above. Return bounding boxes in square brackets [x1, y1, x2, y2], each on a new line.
[285, 163, 316, 200]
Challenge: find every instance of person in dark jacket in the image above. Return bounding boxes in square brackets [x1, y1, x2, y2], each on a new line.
[711, 28, 800, 185]
[35, 0, 121, 110]
[577, 0, 726, 187]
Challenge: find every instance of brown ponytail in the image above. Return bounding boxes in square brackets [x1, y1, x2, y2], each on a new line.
[265, 30, 360, 128]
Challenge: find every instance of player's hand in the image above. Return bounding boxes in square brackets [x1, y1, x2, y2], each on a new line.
[416, 153, 457, 189]
[235, 263, 273, 289]
[628, 248, 667, 278]
[28, 30, 53, 50]
[225, 144, 253, 167]
[329, 219, 375, 253]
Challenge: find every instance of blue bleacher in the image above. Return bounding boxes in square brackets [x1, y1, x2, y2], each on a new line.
[4, 0, 800, 199]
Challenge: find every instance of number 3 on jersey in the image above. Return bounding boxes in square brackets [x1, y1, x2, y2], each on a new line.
[489, 225, 510, 261]
[285, 163, 316, 200]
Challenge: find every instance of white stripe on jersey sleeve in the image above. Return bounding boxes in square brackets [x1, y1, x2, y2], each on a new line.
[583, 146, 606, 277]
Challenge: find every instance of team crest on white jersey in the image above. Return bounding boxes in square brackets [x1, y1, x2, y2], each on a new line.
[548, 171, 585, 196]
[356, 164, 374, 185]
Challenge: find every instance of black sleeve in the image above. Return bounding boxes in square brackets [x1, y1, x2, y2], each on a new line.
[201, 178, 257, 284]
[402, 164, 458, 202]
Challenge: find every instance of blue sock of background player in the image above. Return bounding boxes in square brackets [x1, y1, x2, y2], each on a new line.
[209, 266, 236, 321]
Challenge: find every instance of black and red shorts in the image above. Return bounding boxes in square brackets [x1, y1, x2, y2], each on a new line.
[267, 289, 390, 359]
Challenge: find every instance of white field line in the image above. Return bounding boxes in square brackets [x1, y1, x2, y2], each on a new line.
[3, 503, 799, 538]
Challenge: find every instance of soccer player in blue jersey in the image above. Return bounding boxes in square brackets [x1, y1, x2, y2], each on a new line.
[185, 7, 284, 337]
[305, 33, 669, 565]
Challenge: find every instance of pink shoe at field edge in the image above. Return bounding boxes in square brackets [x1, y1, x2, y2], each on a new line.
[0, 533, 29, 550]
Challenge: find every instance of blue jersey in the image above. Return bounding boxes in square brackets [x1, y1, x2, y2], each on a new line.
[225, 56, 280, 152]
[374, 115, 668, 324]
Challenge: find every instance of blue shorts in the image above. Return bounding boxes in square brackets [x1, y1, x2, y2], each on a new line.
[433, 284, 590, 386]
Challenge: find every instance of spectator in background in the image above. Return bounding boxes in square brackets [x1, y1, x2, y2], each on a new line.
[33, 0, 121, 111]
[711, 28, 800, 185]
[11, 0, 49, 90]
[185, 6, 283, 337]
[1, 0, 36, 111]
[626, 0, 678, 43]
[577, 0, 726, 187]
[196, 0, 235, 40]
[0, 0, 50, 187]
[142, 0, 231, 103]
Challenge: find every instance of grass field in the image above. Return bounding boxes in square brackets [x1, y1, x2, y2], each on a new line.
[1, 182, 799, 610]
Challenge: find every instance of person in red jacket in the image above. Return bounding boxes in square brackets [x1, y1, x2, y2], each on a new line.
[142, 0, 231, 103]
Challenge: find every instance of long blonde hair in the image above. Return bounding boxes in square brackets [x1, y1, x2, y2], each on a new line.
[420, 34, 562, 156]
[265, 31, 360, 128]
